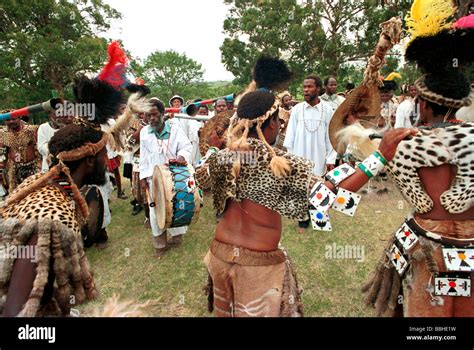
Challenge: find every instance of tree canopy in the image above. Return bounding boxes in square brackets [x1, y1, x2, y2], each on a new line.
[220, 0, 413, 95]
[0, 0, 121, 109]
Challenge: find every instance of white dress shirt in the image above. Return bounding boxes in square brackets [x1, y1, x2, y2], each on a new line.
[139, 122, 192, 180]
[283, 101, 337, 176]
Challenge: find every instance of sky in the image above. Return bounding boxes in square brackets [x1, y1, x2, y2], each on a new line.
[103, 0, 235, 82]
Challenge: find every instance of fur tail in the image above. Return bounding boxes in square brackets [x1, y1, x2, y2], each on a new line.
[93, 294, 152, 317]
[336, 123, 380, 160]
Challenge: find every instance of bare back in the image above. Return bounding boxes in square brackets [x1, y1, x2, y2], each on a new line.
[215, 199, 282, 251]
[417, 164, 474, 221]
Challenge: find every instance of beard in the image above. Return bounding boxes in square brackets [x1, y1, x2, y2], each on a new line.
[85, 159, 107, 186]
[151, 119, 164, 131]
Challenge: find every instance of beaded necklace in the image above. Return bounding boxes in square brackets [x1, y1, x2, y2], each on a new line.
[302, 101, 324, 133]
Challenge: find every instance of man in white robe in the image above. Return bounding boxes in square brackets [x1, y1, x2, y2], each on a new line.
[395, 84, 419, 128]
[178, 103, 207, 167]
[283, 75, 336, 176]
[37, 111, 73, 172]
[140, 99, 192, 258]
[283, 75, 336, 232]
[37, 116, 59, 173]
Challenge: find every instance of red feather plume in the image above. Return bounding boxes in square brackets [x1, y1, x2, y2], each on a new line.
[98, 41, 129, 89]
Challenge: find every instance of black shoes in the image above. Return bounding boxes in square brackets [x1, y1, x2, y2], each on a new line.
[132, 203, 143, 215]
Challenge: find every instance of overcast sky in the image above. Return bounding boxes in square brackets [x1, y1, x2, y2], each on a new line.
[103, 0, 235, 82]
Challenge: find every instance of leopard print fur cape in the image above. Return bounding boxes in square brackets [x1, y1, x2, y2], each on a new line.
[387, 122, 474, 214]
[195, 138, 316, 220]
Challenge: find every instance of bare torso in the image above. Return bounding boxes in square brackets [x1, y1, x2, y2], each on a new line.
[215, 199, 282, 252]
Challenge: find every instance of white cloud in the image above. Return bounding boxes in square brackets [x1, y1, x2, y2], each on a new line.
[103, 0, 235, 82]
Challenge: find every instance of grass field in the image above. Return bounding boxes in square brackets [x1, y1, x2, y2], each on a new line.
[78, 180, 410, 317]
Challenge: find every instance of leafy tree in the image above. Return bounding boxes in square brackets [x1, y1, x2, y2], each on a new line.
[0, 0, 121, 109]
[141, 50, 205, 102]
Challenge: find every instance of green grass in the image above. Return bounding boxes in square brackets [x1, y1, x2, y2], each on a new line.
[78, 180, 409, 317]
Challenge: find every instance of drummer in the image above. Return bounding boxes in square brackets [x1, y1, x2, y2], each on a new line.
[139, 98, 193, 258]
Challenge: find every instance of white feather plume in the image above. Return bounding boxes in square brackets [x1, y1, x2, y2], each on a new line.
[336, 123, 380, 160]
[108, 93, 152, 152]
[126, 92, 153, 114]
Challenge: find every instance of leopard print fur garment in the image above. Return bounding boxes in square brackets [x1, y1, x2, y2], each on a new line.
[0, 174, 97, 316]
[198, 138, 316, 220]
[387, 122, 474, 214]
[0, 173, 82, 234]
[1, 125, 39, 162]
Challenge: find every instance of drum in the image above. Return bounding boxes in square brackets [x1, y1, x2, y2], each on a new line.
[81, 185, 105, 248]
[152, 163, 201, 230]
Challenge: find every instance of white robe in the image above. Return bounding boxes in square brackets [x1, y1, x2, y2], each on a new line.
[283, 101, 337, 176]
[139, 122, 193, 237]
[37, 122, 57, 172]
[179, 118, 202, 167]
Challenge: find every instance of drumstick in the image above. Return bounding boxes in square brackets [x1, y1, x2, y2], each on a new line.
[145, 188, 155, 207]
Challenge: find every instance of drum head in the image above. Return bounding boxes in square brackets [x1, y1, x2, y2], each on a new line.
[152, 165, 174, 230]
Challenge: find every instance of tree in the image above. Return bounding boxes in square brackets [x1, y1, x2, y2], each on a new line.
[0, 0, 121, 109]
[220, 0, 412, 95]
[221, 0, 323, 94]
[141, 50, 205, 102]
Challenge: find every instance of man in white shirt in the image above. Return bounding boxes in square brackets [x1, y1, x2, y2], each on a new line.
[320, 76, 345, 113]
[37, 111, 61, 172]
[283, 75, 336, 232]
[395, 84, 419, 128]
[140, 99, 193, 258]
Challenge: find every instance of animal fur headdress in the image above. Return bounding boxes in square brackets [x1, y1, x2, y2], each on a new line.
[405, 0, 474, 108]
[228, 56, 294, 178]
